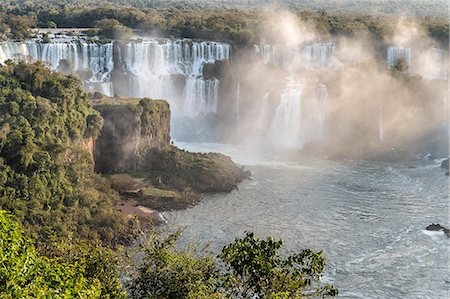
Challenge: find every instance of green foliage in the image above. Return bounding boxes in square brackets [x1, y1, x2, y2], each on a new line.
[0, 62, 131, 244]
[128, 229, 223, 299]
[0, 210, 125, 298]
[95, 18, 133, 40]
[0, 2, 447, 46]
[220, 232, 338, 298]
[128, 230, 338, 299]
[144, 146, 249, 192]
[47, 20, 57, 28]
[42, 32, 51, 43]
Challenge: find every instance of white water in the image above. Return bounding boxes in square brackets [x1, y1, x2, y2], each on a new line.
[269, 84, 303, 148]
[253, 42, 336, 70]
[423, 47, 448, 80]
[303, 43, 336, 69]
[387, 47, 412, 69]
[0, 41, 114, 96]
[0, 38, 230, 118]
[123, 39, 229, 117]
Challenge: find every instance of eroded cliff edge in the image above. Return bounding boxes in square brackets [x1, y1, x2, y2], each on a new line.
[92, 97, 250, 220]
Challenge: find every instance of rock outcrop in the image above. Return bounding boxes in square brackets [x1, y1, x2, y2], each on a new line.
[93, 97, 170, 172]
[426, 223, 450, 238]
[441, 158, 449, 170]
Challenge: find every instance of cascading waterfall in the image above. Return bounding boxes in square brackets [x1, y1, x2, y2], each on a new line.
[0, 38, 229, 118]
[0, 41, 115, 96]
[122, 39, 229, 117]
[270, 84, 303, 148]
[387, 47, 412, 69]
[303, 43, 336, 69]
[425, 48, 448, 80]
[253, 44, 278, 65]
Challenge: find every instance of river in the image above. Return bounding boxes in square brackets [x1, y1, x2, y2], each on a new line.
[166, 142, 449, 298]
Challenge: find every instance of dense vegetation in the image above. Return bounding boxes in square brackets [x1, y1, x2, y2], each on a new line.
[0, 61, 134, 244]
[0, 1, 447, 47]
[0, 210, 125, 298]
[129, 230, 338, 298]
[0, 0, 446, 17]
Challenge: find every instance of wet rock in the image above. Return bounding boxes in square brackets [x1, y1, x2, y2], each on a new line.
[426, 223, 450, 238]
[441, 158, 449, 170]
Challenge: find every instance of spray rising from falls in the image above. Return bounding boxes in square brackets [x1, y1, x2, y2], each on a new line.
[253, 42, 336, 70]
[424, 48, 448, 80]
[379, 98, 384, 142]
[269, 83, 303, 148]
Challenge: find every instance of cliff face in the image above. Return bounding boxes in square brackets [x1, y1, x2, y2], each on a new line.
[93, 98, 170, 172]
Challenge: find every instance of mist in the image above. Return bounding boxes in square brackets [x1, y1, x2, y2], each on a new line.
[212, 11, 449, 159]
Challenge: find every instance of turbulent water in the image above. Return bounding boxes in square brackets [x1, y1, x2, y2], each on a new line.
[167, 142, 450, 299]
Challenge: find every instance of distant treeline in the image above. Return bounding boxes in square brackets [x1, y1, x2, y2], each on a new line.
[0, 2, 448, 48]
[1, 0, 447, 17]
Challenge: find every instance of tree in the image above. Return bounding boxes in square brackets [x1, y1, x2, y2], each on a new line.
[219, 232, 339, 298]
[95, 18, 133, 40]
[128, 230, 338, 299]
[0, 210, 126, 298]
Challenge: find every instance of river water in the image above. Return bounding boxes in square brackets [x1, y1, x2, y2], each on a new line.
[167, 142, 449, 299]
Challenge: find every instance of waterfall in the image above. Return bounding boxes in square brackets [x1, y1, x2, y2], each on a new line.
[425, 48, 448, 80]
[253, 44, 278, 65]
[387, 47, 411, 69]
[303, 43, 336, 69]
[0, 38, 229, 117]
[183, 77, 219, 118]
[270, 84, 303, 148]
[316, 84, 328, 137]
[0, 41, 115, 96]
[379, 98, 384, 142]
[122, 39, 229, 117]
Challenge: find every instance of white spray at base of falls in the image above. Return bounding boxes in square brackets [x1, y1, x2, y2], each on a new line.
[269, 84, 303, 148]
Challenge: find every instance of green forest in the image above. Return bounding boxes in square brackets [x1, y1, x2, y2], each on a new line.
[0, 1, 448, 47]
